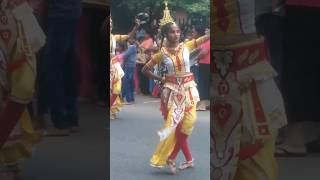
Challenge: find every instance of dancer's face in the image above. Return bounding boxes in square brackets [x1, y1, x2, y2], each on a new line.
[166, 24, 180, 43]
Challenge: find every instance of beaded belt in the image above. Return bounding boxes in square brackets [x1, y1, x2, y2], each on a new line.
[165, 73, 194, 85]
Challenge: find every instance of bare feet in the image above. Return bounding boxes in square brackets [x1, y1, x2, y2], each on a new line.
[110, 114, 116, 120]
[276, 122, 306, 157]
[166, 159, 176, 174]
[275, 143, 307, 157]
[196, 101, 207, 111]
[179, 159, 194, 170]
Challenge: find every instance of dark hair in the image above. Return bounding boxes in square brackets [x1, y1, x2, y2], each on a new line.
[159, 22, 177, 49]
[160, 22, 176, 38]
[193, 25, 205, 36]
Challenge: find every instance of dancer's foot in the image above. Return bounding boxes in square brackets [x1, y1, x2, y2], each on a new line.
[166, 159, 176, 174]
[196, 101, 207, 111]
[275, 143, 307, 157]
[110, 114, 116, 120]
[179, 159, 194, 170]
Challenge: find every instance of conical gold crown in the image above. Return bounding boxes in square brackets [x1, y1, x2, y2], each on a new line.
[159, 1, 175, 27]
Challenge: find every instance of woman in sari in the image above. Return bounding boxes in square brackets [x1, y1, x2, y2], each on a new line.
[141, 2, 209, 173]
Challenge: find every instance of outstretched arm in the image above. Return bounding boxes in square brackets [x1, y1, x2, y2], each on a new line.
[127, 18, 141, 39]
[114, 19, 140, 42]
[185, 33, 210, 51]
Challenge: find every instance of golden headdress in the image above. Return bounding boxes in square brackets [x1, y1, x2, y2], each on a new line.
[159, 1, 175, 27]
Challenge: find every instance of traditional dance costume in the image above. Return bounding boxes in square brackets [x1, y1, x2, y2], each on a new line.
[211, 1, 287, 179]
[110, 34, 127, 118]
[0, 0, 45, 167]
[148, 36, 206, 167]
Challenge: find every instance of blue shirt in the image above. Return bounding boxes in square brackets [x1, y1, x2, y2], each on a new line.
[123, 44, 137, 68]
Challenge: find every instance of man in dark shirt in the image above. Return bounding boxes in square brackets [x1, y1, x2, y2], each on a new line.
[37, 0, 82, 135]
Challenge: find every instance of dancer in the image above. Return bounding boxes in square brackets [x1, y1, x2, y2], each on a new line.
[109, 16, 139, 119]
[0, 0, 45, 178]
[142, 1, 209, 173]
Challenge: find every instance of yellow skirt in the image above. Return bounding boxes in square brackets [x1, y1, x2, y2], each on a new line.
[235, 133, 278, 180]
[110, 61, 124, 115]
[150, 105, 196, 167]
[110, 95, 123, 115]
[0, 110, 41, 165]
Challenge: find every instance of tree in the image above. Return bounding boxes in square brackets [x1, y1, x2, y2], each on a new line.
[111, 0, 210, 19]
[110, 0, 210, 34]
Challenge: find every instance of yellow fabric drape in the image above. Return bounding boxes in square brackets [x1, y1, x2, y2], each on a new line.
[150, 106, 196, 167]
[0, 110, 41, 164]
[236, 133, 278, 180]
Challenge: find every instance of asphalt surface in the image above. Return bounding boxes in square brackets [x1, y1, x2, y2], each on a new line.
[110, 95, 210, 180]
[15, 95, 320, 180]
[19, 102, 108, 180]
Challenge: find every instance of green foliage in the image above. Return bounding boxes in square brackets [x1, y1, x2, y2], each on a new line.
[176, 0, 210, 16]
[112, 0, 210, 17]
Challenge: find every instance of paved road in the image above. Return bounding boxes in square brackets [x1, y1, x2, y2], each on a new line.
[279, 155, 320, 180]
[19, 103, 108, 180]
[15, 95, 320, 180]
[110, 95, 211, 180]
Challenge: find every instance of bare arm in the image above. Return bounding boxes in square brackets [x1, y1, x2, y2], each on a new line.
[127, 19, 140, 39]
[142, 65, 164, 82]
[185, 34, 210, 51]
[201, 34, 210, 43]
